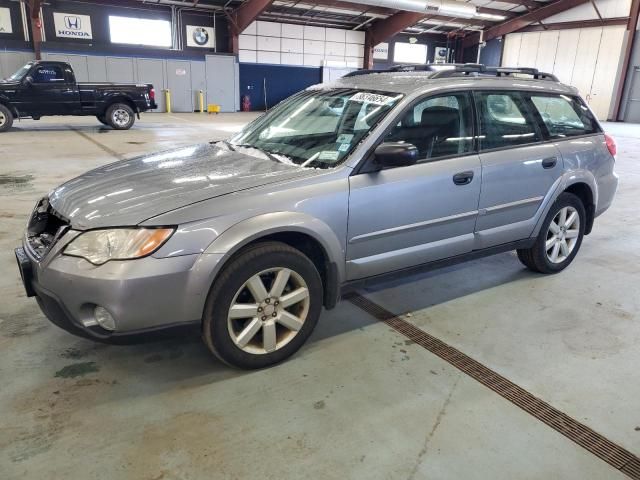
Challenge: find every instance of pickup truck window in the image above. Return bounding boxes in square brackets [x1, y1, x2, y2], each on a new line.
[6, 63, 32, 82]
[33, 65, 66, 83]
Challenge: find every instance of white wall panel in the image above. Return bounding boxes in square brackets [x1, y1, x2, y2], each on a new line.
[281, 23, 303, 39]
[571, 27, 602, 97]
[257, 51, 281, 64]
[346, 57, 364, 68]
[257, 21, 281, 37]
[552, 29, 580, 84]
[239, 50, 257, 63]
[326, 28, 346, 43]
[518, 32, 540, 68]
[239, 34, 257, 50]
[281, 53, 304, 66]
[590, 25, 626, 118]
[304, 54, 325, 66]
[325, 41, 346, 57]
[304, 26, 325, 41]
[258, 35, 281, 52]
[534, 30, 559, 73]
[346, 30, 365, 45]
[502, 33, 522, 67]
[325, 56, 347, 67]
[281, 38, 303, 54]
[304, 39, 325, 55]
[346, 43, 365, 58]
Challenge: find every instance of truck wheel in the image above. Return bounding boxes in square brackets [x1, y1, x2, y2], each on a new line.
[202, 241, 323, 369]
[96, 114, 109, 126]
[517, 192, 586, 274]
[0, 104, 14, 132]
[106, 103, 135, 130]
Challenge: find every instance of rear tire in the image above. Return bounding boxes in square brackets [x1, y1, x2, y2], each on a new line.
[517, 192, 585, 274]
[0, 104, 14, 132]
[106, 103, 135, 130]
[97, 114, 109, 126]
[202, 241, 323, 369]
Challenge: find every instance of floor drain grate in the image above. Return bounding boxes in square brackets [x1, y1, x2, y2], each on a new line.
[345, 292, 640, 479]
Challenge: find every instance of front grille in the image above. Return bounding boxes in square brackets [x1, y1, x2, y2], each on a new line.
[26, 198, 70, 259]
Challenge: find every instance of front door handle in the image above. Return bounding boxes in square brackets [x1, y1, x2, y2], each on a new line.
[453, 171, 474, 186]
[542, 156, 558, 169]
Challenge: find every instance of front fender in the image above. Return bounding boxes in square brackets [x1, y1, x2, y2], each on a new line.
[204, 211, 346, 283]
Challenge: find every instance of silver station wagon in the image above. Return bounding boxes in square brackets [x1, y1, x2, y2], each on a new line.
[16, 64, 618, 369]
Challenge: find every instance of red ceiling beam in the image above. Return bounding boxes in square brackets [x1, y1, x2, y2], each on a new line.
[518, 16, 629, 32]
[228, 0, 274, 53]
[462, 0, 591, 48]
[27, 0, 42, 60]
[492, 0, 542, 7]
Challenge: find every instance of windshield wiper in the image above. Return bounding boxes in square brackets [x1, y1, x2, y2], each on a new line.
[235, 144, 283, 164]
[211, 140, 237, 151]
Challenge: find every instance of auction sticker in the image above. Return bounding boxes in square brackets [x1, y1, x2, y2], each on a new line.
[349, 92, 395, 106]
[319, 151, 340, 161]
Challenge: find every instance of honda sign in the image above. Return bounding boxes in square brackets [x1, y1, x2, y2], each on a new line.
[53, 12, 92, 39]
[0, 7, 12, 34]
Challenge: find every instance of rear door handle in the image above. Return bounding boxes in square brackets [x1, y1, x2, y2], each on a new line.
[542, 156, 557, 169]
[453, 171, 474, 186]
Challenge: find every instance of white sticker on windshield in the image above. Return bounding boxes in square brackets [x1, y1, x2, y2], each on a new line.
[349, 92, 395, 106]
[319, 151, 340, 161]
[338, 143, 350, 152]
[337, 133, 354, 144]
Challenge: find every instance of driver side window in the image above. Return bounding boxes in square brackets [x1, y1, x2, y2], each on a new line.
[386, 93, 474, 162]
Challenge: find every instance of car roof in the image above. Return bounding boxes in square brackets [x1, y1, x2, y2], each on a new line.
[316, 71, 578, 97]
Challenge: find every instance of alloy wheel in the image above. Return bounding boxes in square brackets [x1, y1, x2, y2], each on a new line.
[546, 206, 580, 264]
[227, 268, 310, 355]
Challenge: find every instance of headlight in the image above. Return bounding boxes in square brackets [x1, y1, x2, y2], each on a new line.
[63, 228, 175, 265]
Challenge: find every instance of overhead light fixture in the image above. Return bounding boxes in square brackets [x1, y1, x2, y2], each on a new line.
[476, 12, 507, 21]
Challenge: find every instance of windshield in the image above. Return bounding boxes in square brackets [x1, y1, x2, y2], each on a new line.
[6, 63, 33, 82]
[230, 88, 403, 169]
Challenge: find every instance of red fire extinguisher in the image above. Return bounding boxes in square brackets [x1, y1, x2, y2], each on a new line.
[241, 95, 251, 112]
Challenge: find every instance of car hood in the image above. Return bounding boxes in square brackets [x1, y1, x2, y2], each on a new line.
[48, 143, 317, 229]
[0, 80, 20, 88]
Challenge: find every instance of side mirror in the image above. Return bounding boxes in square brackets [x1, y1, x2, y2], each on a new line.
[23, 76, 33, 86]
[373, 142, 418, 169]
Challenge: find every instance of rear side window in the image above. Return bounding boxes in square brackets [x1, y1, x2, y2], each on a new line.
[32, 65, 65, 83]
[529, 94, 599, 138]
[475, 91, 542, 150]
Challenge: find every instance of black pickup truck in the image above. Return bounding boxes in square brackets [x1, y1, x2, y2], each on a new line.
[0, 60, 157, 132]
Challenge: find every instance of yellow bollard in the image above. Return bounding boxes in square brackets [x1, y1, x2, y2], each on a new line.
[164, 89, 171, 113]
[199, 90, 204, 113]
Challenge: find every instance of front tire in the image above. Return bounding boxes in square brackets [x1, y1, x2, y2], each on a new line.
[0, 104, 14, 132]
[517, 192, 586, 274]
[106, 103, 135, 130]
[202, 242, 323, 369]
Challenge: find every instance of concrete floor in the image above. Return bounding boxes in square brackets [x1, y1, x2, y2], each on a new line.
[0, 113, 638, 479]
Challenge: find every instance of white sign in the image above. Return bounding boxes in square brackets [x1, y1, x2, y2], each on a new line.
[373, 43, 389, 60]
[349, 92, 396, 106]
[434, 47, 450, 64]
[175, 68, 187, 76]
[186, 25, 215, 48]
[0, 7, 12, 34]
[53, 12, 93, 39]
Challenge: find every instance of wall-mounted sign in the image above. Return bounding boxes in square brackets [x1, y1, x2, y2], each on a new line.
[373, 43, 389, 60]
[434, 47, 450, 64]
[53, 12, 93, 39]
[186, 25, 215, 48]
[175, 68, 187, 76]
[0, 7, 12, 34]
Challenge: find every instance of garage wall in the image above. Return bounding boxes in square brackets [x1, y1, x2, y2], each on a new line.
[238, 20, 365, 68]
[0, 50, 239, 113]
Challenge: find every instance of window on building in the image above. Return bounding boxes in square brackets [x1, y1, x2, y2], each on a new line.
[393, 42, 428, 64]
[109, 16, 172, 47]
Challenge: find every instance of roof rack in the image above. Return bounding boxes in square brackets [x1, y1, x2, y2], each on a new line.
[343, 63, 559, 82]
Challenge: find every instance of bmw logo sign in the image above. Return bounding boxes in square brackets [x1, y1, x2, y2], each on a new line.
[193, 28, 209, 46]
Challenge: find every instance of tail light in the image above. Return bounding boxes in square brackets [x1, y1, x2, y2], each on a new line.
[605, 133, 617, 157]
[149, 88, 155, 102]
